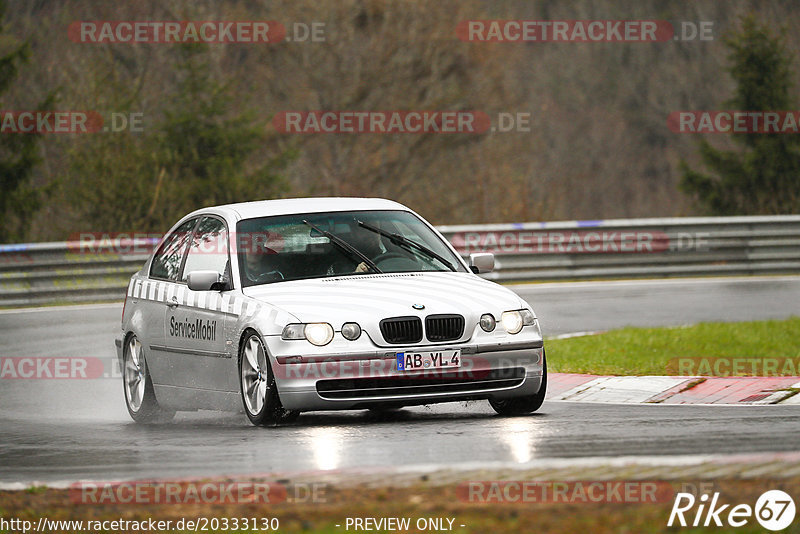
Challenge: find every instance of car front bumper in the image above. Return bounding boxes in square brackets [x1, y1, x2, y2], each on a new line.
[266, 338, 545, 411]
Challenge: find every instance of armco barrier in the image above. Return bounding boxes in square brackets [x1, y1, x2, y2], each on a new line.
[0, 238, 155, 307]
[437, 215, 800, 281]
[1, 216, 799, 307]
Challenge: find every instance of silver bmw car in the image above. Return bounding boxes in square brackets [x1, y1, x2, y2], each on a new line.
[115, 198, 546, 426]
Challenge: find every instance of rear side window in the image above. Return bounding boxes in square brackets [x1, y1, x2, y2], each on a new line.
[181, 216, 230, 281]
[149, 218, 198, 281]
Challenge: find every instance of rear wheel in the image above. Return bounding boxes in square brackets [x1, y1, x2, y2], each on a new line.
[489, 352, 547, 416]
[123, 334, 174, 423]
[239, 332, 299, 426]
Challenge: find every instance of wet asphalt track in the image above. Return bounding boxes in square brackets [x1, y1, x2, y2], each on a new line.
[1, 276, 798, 485]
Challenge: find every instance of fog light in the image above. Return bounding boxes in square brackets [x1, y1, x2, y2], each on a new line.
[304, 323, 334, 346]
[479, 313, 496, 332]
[341, 322, 362, 341]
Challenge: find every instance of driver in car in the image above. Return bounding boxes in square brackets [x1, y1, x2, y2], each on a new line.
[352, 227, 384, 273]
[323, 224, 387, 276]
[242, 231, 283, 283]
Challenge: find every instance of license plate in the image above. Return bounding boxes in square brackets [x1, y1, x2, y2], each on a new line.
[396, 350, 461, 371]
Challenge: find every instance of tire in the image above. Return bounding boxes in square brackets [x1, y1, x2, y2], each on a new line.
[489, 351, 547, 416]
[123, 334, 174, 423]
[239, 331, 299, 426]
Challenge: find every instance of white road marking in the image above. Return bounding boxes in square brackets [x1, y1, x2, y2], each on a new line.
[4, 451, 799, 490]
[0, 303, 121, 315]
[548, 330, 602, 340]
[508, 275, 800, 291]
[555, 376, 693, 403]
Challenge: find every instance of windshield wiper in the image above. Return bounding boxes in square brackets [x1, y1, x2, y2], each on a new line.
[302, 220, 382, 274]
[356, 220, 456, 272]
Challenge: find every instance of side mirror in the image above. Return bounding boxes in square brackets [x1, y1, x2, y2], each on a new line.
[187, 270, 229, 291]
[469, 252, 495, 274]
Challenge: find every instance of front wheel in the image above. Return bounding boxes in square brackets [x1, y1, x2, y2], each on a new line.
[489, 352, 547, 416]
[239, 332, 299, 426]
[123, 334, 174, 423]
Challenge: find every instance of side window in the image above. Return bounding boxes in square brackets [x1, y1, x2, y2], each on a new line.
[149, 218, 198, 281]
[181, 216, 230, 281]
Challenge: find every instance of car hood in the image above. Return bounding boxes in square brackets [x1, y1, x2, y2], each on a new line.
[243, 272, 528, 345]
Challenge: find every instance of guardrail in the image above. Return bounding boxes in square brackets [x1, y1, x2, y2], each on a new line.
[438, 215, 800, 281]
[1, 215, 799, 307]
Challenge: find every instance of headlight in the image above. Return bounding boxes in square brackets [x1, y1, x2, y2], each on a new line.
[304, 323, 334, 346]
[341, 322, 362, 341]
[501, 311, 524, 334]
[282, 323, 334, 346]
[479, 313, 496, 332]
[501, 309, 538, 335]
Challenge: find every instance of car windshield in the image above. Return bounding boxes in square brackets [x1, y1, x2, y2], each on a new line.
[236, 210, 467, 286]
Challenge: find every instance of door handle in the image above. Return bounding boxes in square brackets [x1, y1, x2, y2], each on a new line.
[168, 296, 179, 309]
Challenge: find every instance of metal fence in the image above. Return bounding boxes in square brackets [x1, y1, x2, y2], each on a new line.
[2, 215, 799, 307]
[438, 215, 800, 281]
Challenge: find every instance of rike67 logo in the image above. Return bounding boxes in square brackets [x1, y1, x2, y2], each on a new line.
[668, 490, 796, 531]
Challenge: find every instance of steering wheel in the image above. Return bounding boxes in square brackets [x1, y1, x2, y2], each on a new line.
[374, 252, 406, 263]
[253, 270, 284, 283]
[373, 252, 417, 269]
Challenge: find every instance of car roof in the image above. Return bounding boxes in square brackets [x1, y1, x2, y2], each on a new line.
[191, 197, 409, 221]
